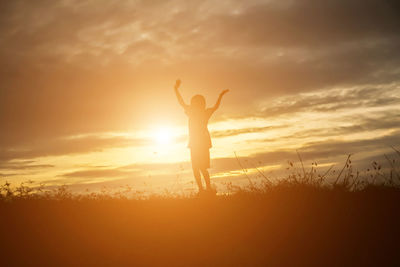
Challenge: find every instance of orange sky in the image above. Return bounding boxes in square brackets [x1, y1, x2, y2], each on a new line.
[1, 0, 400, 193]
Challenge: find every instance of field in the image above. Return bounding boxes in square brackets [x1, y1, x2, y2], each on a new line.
[1, 156, 400, 266]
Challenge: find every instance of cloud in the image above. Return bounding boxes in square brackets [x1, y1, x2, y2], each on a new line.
[0, 135, 148, 163]
[257, 130, 400, 163]
[210, 130, 400, 174]
[0, 173, 18, 177]
[208, 0, 400, 48]
[257, 85, 400, 118]
[58, 160, 191, 179]
[42, 130, 400, 185]
[211, 125, 287, 138]
[0, 160, 54, 170]
[60, 168, 132, 178]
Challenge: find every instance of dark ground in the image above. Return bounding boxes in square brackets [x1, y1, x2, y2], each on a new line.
[1, 186, 400, 266]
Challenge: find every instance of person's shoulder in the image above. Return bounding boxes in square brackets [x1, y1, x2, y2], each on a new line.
[184, 105, 191, 115]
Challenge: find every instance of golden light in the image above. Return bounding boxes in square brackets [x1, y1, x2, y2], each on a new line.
[153, 127, 174, 145]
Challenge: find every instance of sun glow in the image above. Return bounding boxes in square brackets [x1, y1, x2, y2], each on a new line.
[153, 127, 174, 145]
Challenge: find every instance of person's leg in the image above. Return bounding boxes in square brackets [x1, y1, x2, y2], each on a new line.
[192, 167, 203, 191]
[200, 168, 211, 190]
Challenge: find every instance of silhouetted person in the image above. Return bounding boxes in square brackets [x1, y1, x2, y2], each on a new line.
[174, 79, 229, 194]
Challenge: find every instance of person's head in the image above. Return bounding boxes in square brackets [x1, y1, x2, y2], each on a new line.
[190, 94, 206, 110]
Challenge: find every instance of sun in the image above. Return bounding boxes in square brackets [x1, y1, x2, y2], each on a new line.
[153, 127, 173, 145]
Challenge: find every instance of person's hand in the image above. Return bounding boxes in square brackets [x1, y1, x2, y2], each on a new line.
[174, 79, 181, 90]
[220, 89, 229, 96]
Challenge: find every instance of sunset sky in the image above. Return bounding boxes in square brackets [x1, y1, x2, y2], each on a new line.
[1, 0, 400, 193]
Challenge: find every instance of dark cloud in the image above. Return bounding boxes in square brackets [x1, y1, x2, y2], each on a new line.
[258, 130, 400, 163]
[0, 135, 147, 163]
[209, 0, 400, 48]
[256, 113, 400, 143]
[57, 162, 189, 182]
[0, 173, 18, 177]
[0, 160, 54, 170]
[258, 86, 400, 118]
[211, 125, 287, 138]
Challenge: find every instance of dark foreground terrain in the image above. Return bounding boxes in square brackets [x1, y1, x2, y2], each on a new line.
[1, 185, 400, 266]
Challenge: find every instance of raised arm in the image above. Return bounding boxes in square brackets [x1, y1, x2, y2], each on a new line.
[210, 89, 229, 112]
[174, 79, 188, 108]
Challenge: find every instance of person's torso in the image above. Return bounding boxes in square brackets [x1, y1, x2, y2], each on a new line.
[187, 108, 212, 148]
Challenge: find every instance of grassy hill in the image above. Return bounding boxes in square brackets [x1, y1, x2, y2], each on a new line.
[1, 154, 400, 266]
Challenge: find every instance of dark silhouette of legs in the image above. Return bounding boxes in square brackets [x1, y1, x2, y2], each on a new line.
[201, 168, 211, 190]
[192, 167, 203, 191]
